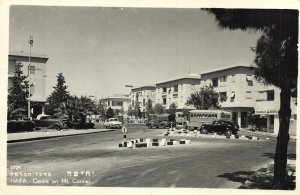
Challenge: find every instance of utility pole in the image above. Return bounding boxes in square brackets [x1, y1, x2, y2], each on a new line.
[28, 36, 33, 120]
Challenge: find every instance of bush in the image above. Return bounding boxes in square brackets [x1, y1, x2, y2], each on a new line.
[7, 120, 35, 133]
[71, 122, 95, 129]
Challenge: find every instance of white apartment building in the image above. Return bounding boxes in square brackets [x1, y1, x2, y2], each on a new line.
[8, 52, 49, 118]
[155, 74, 201, 111]
[100, 94, 130, 114]
[200, 64, 297, 135]
[130, 85, 156, 117]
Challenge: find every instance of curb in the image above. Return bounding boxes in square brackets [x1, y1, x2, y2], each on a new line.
[7, 129, 115, 143]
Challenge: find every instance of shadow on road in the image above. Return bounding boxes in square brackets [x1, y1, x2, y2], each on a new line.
[217, 171, 255, 183]
[261, 153, 296, 160]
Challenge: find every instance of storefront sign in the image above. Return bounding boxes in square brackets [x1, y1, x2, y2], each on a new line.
[255, 110, 278, 115]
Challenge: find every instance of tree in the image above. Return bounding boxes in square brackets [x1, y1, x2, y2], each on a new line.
[96, 100, 107, 121]
[153, 103, 164, 114]
[205, 9, 298, 189]
[168, 102, 177, 114]
[133, 93, 141, 118]
[105, 107, 114, 119]
[186, 85, 220, 110]
[127, 104, 134, 116]
[46, 73, 70, 116]
[7, 61, 29, 120]
[145, 99, 154, 118]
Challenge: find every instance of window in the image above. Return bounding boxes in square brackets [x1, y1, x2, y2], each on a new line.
[132, 100, 134, 106]
[108, 101, 110, 106]
[163, 98, 167, 105]
[220, 76, 227, 86]
[246, 91, 252, 99]
[230, 91, 235, 102]
[179, 84, 183, 90]
[230, 92, 235, 98]
[246, 75, 253, 81]
[220, 76, 227, 82]
[246, 75, 253, 86]
[174, 85, 178, 92]
[112, 101, 123, 106]
[220, 92, 227, 102]
[163, 87, 167, 93]
[173, 94, 178, 98]
[168, 88, 171, 94]
[143, 99, 145, 106]
[180, 96, 183, 102]
[30, 84, 35, 93]
[212, 78, 218, 87]
[267, 90, 274, 101]
[257, 90, 274, 101]
[231, 74, 235, 83]
[29, 66, 35, 75]
[191, 84, 195, 90]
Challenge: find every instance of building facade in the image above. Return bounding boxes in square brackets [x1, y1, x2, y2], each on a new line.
[8, 52, 49, 118]
[200, 65, 297, 135]
[155, 74, 201, 111]
[130, 86, 156, 117]
[100, 94, 131, 114]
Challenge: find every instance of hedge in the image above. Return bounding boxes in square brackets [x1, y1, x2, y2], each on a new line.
[7, 120, 35, 133]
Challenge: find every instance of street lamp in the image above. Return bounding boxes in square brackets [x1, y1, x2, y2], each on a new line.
[27, 36, 42, 120]
[27, 36, 33, 120]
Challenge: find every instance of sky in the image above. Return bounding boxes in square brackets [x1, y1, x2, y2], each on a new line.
[9, 6, 262, 98]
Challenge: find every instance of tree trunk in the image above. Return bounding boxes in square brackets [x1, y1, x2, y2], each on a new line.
[273, 85, 291, 189]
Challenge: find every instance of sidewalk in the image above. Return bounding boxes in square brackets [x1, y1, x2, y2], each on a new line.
[240, 159, 296, 189]
[7, 128, 115, 143]
[239, 128, 297, 140]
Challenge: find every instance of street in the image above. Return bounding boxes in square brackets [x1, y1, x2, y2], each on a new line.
[7, 124, 296, 188]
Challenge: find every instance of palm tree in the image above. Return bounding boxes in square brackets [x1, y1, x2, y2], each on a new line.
[205, 9, 298, 189]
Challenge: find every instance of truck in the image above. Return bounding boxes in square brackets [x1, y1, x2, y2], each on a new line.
[146, 114, 176, 129]
[104, 118, 123, 129]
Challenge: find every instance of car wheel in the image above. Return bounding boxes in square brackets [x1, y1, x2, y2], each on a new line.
[53, 124, 61, 131]
[200, 128, 208, 134]
[225, 129, 233, 136]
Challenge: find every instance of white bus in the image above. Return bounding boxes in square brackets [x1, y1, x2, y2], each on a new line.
[186, 110, 232, 130]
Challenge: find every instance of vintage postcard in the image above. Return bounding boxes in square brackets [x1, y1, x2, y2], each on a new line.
[1, 0, 299, 195]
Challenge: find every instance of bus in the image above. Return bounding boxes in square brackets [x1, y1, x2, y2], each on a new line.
[175, 112, 185, 127]
[186, 110, 232, 130]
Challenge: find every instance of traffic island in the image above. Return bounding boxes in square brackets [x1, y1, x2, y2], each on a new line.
[160, 129, 270, 141]
[118, 138, 191, 149]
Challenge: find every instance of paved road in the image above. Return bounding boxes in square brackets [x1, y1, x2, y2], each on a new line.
[7, 124, 296, 188]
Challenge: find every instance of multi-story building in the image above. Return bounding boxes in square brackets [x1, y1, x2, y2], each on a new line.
[254, 83, 297, 135]
[130, 85, 156, 117]
[200, 64, 297, 135]
[155, 74, 201, 111]
[100, 94, 130, 114]
[8, 52, 49, 118]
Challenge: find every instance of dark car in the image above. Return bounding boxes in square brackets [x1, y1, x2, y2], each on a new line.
[33, 114, 68, 130]
[199, 120, 237, 136]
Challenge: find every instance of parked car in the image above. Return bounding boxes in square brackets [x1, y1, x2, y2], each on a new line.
[104, 118, 122, 129]
[199, 120, 238, 136]
[33, 114, 68, 130]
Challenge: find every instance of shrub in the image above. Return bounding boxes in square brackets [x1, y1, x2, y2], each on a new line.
[7, 120, 35, 133]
